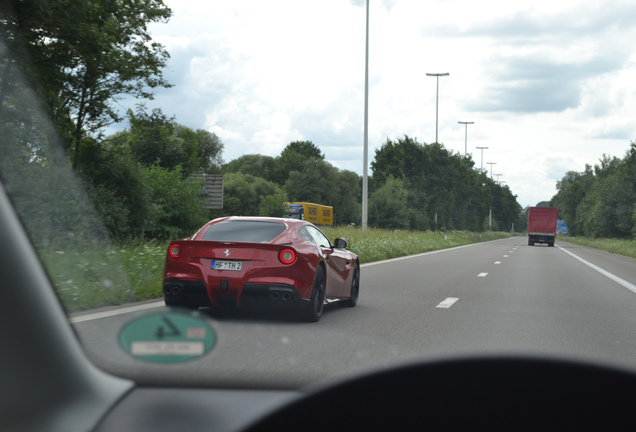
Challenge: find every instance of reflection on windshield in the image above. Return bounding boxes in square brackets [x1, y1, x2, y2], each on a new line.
[0, 45, 135, 312]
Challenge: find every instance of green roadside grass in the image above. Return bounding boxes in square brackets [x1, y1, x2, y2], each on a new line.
[42, 241, 169, 311]
[560, 236, 636, 260]
[43, 229, 512, 312]
[319, 227, 511, 263]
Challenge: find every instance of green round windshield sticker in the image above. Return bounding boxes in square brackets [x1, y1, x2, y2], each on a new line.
[119, 311, 216, 363]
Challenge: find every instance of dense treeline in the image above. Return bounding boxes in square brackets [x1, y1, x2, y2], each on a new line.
[369, 136, 521, 231]
[1, 0, 522, 246]
[550, 143, 636, 238]
[217, 136, 523, 232]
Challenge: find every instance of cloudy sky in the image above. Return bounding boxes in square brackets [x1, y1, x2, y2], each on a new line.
[123, 0, 636, 208]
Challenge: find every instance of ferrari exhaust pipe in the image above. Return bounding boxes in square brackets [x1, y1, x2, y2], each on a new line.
[164, 285, 181, 295]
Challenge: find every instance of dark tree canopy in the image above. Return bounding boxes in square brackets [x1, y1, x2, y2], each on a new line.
[223, 154, 277, 183]
[112, 106, 224, 176]
[281, 140, 325, 160]
[273, 140, 325, 184]
[370, 136, 521, 231]
[0, 0, 173, 170]
[551, 143, 636, 238]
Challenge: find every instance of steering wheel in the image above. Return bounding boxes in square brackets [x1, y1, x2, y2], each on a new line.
[242, 356, 636, 431]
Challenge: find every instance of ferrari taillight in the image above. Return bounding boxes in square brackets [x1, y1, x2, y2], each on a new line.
[168, 243, 181, 259]
[279, 248, 296, 264]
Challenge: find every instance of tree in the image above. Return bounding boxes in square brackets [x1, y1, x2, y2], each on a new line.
[78, 137, 150, 238]
[283, 159, 361, 225]
[285, 158, 338, 205]
[371, 135, 427, 188]
[259, 188, 289, 217]
[140, 164, 208, 239]
[551, 167, 595, 236]
[176, 125, 224, 174]
[1, 0, 173, 171]
[273, 140, 324, 184]
[370, 135, 517, 231]
[223, 154, 277, 182]
[121, 106, 178, 167]
[371, 136, 429, 227]
[550, 143, 636, 239]
[589, 167, 636, 238]
[281, 140, 324, 160]
[110, 106, 224, 176]
[331, 169, 362, 226]
[369, 176, 409, 229]
[221, 172, 279, 216]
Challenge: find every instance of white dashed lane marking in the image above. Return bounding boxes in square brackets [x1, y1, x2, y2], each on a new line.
[478, 272, 488, 277]
[436, 297, 459, 308]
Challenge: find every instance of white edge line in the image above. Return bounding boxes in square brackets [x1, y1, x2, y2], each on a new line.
[557, 245, 636, 294]
[360, 240, 499, 268]
[69, 301, 165, 323]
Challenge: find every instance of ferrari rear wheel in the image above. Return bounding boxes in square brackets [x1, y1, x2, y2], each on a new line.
[341, 264, 359, 308]
[301, 266, 325, 322]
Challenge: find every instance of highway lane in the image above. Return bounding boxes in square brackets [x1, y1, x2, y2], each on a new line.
[72, 237, 636, 388]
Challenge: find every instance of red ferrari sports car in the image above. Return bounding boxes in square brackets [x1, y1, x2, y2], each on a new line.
[163, 216, 360, 322]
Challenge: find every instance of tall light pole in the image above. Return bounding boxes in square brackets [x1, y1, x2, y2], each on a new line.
[486, 162, 496, 179]
[476, 146, 488, 172]
[426, 72, 449, 143]
[495, 173, 502, 185]
[362, 0, 369, 231]
[458, 121, 474, 156]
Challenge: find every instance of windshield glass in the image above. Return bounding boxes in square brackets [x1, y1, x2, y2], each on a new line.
[203, 220, 287, 242]
[2, 0, 636, 391]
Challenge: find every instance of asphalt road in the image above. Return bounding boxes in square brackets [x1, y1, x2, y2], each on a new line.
[72, 237, 636, 389]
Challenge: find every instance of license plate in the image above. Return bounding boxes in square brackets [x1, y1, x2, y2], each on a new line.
[211, 260, 242, 271]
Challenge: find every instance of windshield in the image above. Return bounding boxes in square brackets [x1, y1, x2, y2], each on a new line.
[2, 0, 636, 391]
[202, 220, 287, 243]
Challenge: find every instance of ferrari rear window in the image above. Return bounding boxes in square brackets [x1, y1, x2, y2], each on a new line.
[202, 220, 287, 243]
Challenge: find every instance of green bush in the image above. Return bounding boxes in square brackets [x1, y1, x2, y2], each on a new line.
[140, 164, 208, 239]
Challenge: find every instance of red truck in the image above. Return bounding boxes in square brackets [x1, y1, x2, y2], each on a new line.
[527, 207, 558, 246]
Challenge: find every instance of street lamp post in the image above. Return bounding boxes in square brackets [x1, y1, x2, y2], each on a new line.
[426, 72, 449, 143]
[362, 0, 369, 231]
[476, 146, 488, 172]
[494, 173, 502, 185]
[486, 162, 496, 179]
[458, 121, 474, 156]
